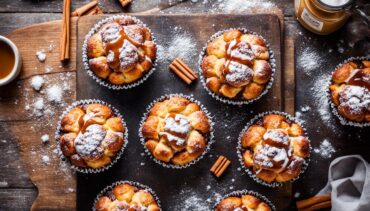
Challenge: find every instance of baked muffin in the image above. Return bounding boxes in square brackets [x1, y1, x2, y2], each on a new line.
[95, 182, 160, 211]
[215, 192, 273, 211]
[201, 29, 273, 102]
[141, 96, 211, 166]
[239, 113, 310, 184]
[85, 15, 156, 86]
[58, 103, 126, 170]
[329, 59, 370, 124]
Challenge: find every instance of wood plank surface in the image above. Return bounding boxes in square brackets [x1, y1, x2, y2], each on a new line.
[1, 19, 78, 211]
[76, 13, 292, 211]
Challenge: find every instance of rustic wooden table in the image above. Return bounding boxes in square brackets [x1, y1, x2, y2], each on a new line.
[0, 0, 369, 210]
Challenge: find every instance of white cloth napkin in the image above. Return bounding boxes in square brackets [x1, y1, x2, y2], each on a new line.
[317, 155, 370, 211]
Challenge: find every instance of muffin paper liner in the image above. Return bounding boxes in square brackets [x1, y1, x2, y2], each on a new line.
[213, 189, 276, 211]
[92, 180, 162, 211]
[138, 93, 215, 169]
[328, 56, 370, 127]
[198, 28, 276, 105]
[55, 99, 129, 174]
[236, 111, 311, 188]
[82, 15, 158, 90]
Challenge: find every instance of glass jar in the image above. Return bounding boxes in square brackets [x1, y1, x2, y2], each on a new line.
[294, 0, 353, 35]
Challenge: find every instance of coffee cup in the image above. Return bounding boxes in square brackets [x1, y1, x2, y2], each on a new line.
[0, 35, 22, 86]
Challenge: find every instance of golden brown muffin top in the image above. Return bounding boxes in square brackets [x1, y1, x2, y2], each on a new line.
[86, 16, 157, 85]
[240, 114, 310, 183]
[201, 29, 272, 101]
[329, 60, 370, 123]
[95, 183, 160, 211]
[59, 103, 125, 169]
[141, 96, 211, 166]
[215, 194, 271, 211]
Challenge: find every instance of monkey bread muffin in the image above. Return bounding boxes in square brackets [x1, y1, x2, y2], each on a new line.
[58, 102, 126, 171]
[239, 113, 310, 185]
[85, 15, 157, 87]
[329, 59, 370, 125]
[95, 181, 161, 211]
[140, 95, 212, 167]
[201, 29, 274, 103]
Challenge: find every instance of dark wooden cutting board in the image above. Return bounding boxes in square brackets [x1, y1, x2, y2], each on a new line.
[76, 14, 291, 210]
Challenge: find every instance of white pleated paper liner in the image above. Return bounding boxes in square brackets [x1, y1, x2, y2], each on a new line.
[55, 99, 129, 174]
[138, 93, 215, 169]
[198, 28, 276, 105]
[236, 111, 311, 188]
[82, 15, 158, 90]
[327, 56, 370, 127]
[213, 189, 276, 211]
[92, 180, 162, 211]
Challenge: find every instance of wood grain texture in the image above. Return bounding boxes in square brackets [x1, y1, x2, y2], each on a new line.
[0, 189, 38, 211]
[284, 39, 295, 115]
[1, 20, 78, 211]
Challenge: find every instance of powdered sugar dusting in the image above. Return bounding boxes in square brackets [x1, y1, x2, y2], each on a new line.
[46, 85, 64, 103]
[31, 76, 44, 91]
[169, 186, 222, 211]
[219, 0, 276, 13]
[298, 47, 322, 76]
[314, 139, 336, 158]
[74, 124, 107, 157]
[157, 26, 197, 64]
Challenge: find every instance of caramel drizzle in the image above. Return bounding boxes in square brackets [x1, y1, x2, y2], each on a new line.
[104, 29, 126, 70]
[223, 38, 254, 80]
[345, 69, 370, 90]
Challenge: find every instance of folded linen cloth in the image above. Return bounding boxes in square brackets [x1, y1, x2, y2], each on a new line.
[317, 155, 370, 211]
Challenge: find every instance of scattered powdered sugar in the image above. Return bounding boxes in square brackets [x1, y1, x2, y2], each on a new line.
[41, 134, 50, 144]
[42, 155, 50, 165]
[67, 188, 75, 193]
[298, 47, 321, 76]
[46, 85, 64, 103]
[314, 139, 336, 158]
[0, 181, 9, 188]
[301, 105, 311, 112]
[33, 98, 44, 117]
[157, 26, 197, 64]
[45, 65, 53, 73]
[294, 192, 301, 198]
[218, 0, 276, 13]
[169, 186, 222, 211]
[36, 50, 46, 62]
[31, 76, 44, 91]
[311, 74, 335, 128]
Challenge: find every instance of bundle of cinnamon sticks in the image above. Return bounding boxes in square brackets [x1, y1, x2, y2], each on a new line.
[296, 194, 331, 211]
[169, 58, 198, 84]
[210, 156, 231, 177]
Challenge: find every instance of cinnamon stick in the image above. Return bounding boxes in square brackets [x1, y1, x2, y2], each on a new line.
[216, 160, 231, 177]
[60, 0, 71, 61]
[169, 63, 192, 84]
[72, 1, 98, 17]
[299, 201, 331, 211]
[65, 0, 71, 60]
[175, 58, 198, 79]
[296, 194, 331, 210]
[210, 156, 225, 173]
